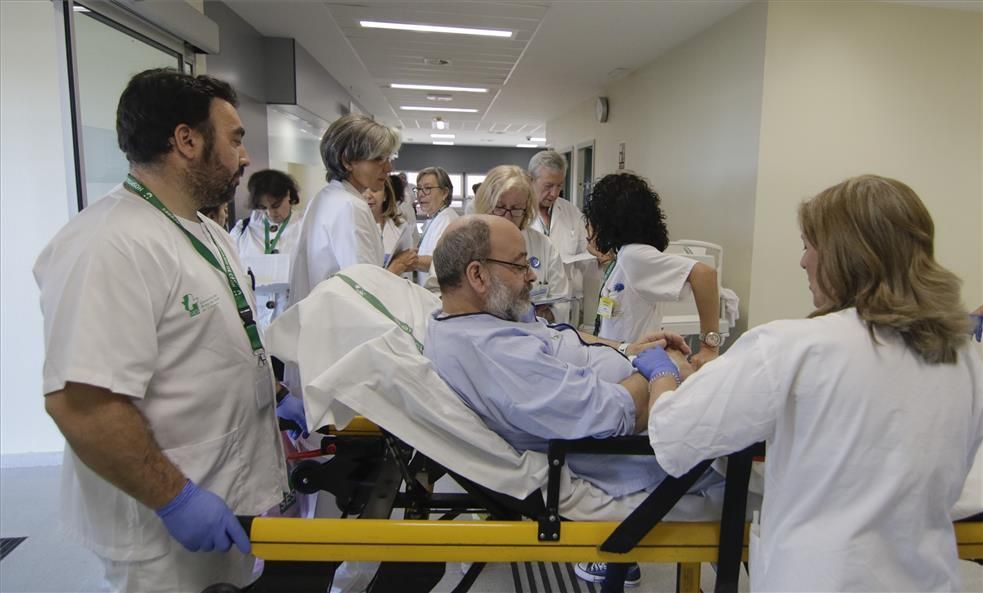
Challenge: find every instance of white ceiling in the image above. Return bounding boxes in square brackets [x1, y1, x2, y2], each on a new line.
[225, 0, 752, 147]
[225, 0, 980, 148]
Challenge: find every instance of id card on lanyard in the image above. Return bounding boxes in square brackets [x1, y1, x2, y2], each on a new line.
[124, 175, 275, 410]
[593, 258, 618, 334]
[264, 213, 291, 254]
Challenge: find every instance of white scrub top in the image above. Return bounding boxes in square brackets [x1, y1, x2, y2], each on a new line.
[530, 197, 590, 296]
[289, 180, 384, 305]
[34, 185, 288, 567]
[648, 309, 983, 592]
[597, 243, 695, 342]
[523, 227, 572, 324]
[416, 206, 459, 286]
[231, 209, 303, 332]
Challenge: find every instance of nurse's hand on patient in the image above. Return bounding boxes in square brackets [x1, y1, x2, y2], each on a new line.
[667, 348, 696, 381]
[276, 393, 309, 440]
[387, 248, 418, 276]
[157, 480, 251, 554]
[632, 346, 681, 384]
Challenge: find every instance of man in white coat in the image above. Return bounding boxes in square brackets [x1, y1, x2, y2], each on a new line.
[35, 69, 290, 593]
[528, 150, 591, 325]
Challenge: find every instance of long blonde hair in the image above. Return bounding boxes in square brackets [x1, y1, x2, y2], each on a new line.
[473, 165, 536, 230]
[798, 174, 968, 363]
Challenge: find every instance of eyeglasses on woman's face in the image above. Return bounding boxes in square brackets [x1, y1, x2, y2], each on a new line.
[413, 185, 442, 196]
[491, 205, 527, 219]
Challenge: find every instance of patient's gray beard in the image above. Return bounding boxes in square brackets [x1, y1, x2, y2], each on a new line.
[485, 280, 530, 322]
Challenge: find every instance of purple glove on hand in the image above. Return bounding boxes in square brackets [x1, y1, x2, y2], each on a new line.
[276, 392, 309, 439]
[632, 346, 681, 384]
[156, 480, 251, 554]
[972, 314, 982, 342]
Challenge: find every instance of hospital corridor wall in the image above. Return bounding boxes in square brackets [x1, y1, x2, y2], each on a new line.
[547, 0, 983, 335]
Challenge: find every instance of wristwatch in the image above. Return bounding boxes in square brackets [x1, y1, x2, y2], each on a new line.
[699, 331, 723, 349]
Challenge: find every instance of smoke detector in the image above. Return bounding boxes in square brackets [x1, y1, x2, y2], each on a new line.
[431, 117, 448, 130]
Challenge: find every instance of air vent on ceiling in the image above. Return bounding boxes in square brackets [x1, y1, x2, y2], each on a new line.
[423, 57, 451, 66]
[426, 93, 453, 102]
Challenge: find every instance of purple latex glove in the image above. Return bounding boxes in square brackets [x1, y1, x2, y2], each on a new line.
[972, 314, 983, 342]
[157, 480, 250, 554]
[276, 392, 309, 439]
[632, 346, 681, 384]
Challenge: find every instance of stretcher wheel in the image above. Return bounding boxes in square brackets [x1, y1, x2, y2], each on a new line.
[290, 459, 324, 494]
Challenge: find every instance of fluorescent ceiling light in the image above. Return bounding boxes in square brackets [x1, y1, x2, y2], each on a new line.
[391, 83, 487, 93]
[433, 141, 455, 146]
[529, 137, 546, 142]
[361, 20, 512, 38]
[516, 143, 538, 148]
[430, 134, 456, 139]
[401, 106, 478, 113]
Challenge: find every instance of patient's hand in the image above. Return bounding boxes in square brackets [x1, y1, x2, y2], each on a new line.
[667, 348, 695, 381]
[535, 305, 555, 323]
[629, 331, 690, 356]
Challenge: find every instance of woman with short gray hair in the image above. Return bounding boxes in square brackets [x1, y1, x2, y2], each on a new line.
[289, 114, 401, 305]
[413, 165, 460, 286]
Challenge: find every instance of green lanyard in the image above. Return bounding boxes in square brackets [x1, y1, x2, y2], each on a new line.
[419, 206, 447, 246]
[263, 213, 291, 254]
[336, 273, 424, 354]
[592, 258, 617, 335]
[540, 209, 552, 237]
[124, 175, 264, 355]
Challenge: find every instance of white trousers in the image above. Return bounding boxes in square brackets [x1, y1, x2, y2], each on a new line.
[100, 545, 256, 593]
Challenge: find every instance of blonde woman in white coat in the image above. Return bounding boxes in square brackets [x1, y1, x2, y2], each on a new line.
[473, 165, 571, 324]
[644, 175, 982, 592]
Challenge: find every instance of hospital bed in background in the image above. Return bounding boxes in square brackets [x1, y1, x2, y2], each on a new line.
[212, 265, 981, 593]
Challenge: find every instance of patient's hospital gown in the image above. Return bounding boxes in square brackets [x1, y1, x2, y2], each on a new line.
[425, 311, 718, 498]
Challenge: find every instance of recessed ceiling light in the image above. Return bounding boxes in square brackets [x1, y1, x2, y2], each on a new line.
[433, 141, 455, 146]
[402, 106, 478, 113]
[391, 83, 487, 93]
[431, 133, 456, 139]
[360, 20, 512, 38]
[516, 143, 538, 148]
[529, 137, 547, 143]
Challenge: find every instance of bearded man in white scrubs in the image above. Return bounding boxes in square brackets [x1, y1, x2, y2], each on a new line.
[35, 69, 291, 593]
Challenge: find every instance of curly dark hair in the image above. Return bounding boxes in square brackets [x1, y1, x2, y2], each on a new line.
[583, 172, 670, 253]
[116, 68, 238, 165]
[247, 169, 300, 209]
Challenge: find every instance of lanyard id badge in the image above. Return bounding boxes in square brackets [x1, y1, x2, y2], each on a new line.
[264, 213, 291, 254]
[124, 175, 265, 359]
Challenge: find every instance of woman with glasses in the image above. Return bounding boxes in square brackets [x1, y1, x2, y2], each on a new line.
[585, 172, 721, 370]
[413, 166, 460, 286]
[231, 169, 303, 333]
[288, 114, 400, 307]
[473, 165, 571, 324]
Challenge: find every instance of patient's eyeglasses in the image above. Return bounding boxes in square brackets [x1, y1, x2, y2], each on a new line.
[491, 205, 527, 219]
[481, 258, 532, 275]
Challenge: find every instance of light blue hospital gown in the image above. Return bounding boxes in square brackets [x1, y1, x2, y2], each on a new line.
[425, 311, 679, 497]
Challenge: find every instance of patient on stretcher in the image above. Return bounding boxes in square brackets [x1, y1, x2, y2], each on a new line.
[426, 215, 722, 499]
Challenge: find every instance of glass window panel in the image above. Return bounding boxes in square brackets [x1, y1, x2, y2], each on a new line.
[74, 11, 182, 205]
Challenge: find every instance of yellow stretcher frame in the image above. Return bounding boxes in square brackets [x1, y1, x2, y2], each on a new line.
[280, 418, 983, 592]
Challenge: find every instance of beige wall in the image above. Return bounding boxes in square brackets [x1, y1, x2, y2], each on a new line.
[548, 2, 769, 337]
[750, 1, 982, 325]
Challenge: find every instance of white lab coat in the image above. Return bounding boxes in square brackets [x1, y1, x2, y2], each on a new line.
[289, 180, 384, 305]
[415, 206, 459, 286]
[530, 197, 590, 296]
[523, 227, 572, 324]
[648, 309, 983, 592]
[34, 185, 288, 591]
[397, 198, 420, 246]
[230, 209, 303, 332]
[597, 243, 695, 342]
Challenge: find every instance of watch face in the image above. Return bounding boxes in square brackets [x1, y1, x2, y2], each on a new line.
[701, 332, 722, 347]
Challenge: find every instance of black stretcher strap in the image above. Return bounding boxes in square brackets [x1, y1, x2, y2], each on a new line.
[598, 459, 713, 554]
[714, 446, 755, 593]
